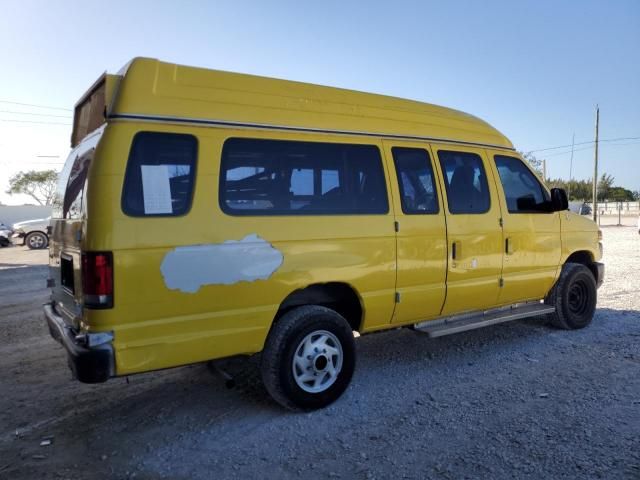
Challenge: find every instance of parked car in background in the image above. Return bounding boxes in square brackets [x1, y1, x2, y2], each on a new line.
[568, 201, 591, 216]
[0, 222, 13, 247]
[12, 217, 50, 249]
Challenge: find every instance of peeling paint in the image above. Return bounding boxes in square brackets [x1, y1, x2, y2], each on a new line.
[160, 234, 284, 293]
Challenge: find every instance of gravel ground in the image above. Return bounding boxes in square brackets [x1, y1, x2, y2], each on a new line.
[0, 227, 638, 480]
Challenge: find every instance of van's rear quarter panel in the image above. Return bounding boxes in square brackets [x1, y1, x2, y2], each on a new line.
[87, 124, 396, 375]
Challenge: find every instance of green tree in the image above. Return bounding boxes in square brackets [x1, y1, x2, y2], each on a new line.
[547, 177, 592, 201]
[519, 151, 544, 178]
[6, 169, 58, 205]
[608, 186, 634, 201]
[597, 173, 615, 201]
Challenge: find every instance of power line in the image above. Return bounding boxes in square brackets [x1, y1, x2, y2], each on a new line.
[4, 161, 64, 165]
[0, 110, 71, 118]
[542, 140, 640, 158]
[0, 119, 71, 126]
[1, 158, 65, 166]
[526, 136, 640, 153]
[0, 100, 72, 111]
[543, 145, 593, 158]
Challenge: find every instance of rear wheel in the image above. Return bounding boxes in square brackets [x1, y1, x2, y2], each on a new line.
[261, 305, 356, 410]
[25, 231, 48, 249]
[545, 263, 597, 329]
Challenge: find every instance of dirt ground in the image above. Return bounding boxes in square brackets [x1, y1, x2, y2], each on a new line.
[0, 227, 639, 480]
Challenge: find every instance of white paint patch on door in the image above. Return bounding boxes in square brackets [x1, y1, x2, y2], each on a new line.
[160, 234, 284, 293]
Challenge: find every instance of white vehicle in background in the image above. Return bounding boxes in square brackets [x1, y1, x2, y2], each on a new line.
[0, 222, 12, 248]
[12, 217, 50, 249]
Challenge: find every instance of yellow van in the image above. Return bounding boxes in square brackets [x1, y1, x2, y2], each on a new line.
[46, 58, 604, 410]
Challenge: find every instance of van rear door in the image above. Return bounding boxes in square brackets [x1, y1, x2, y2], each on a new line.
[382, 141, 448, 324]
[49, 127, 105, 328]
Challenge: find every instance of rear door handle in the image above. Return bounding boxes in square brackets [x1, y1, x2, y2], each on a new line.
[505, 237, 514, 255]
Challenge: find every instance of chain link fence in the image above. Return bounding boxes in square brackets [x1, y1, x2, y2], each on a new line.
[584, 201, 640, 227]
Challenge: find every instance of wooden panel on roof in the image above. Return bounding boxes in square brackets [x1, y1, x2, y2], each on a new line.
[71, 73, 120, 147]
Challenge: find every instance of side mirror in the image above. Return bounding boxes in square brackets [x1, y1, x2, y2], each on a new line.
[550, 188, 569, 212]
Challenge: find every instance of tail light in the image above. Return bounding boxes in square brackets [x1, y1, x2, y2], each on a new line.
[82, 252, 113, 309]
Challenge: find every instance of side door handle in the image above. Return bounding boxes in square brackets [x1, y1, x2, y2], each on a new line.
[505, 237, 514, 255]
[452, 241, 460, 260]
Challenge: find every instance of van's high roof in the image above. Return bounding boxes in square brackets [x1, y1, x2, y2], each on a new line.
[72, 57, 514, 150]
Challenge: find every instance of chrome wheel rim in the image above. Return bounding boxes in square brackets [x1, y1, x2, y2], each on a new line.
[292, 330, 343, 393]
[29, 234, 45, 248]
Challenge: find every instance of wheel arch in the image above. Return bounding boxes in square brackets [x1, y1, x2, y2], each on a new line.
[564, 250, 598, 282]
[25, 230, 48, 237]
[274, 282, 364, 333]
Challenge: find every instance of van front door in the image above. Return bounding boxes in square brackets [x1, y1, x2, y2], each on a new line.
[487, 152, 561, 304]
[383, 142, 448, 324]
[433, 146, 503, 315]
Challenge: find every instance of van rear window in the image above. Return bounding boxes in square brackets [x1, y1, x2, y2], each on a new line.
[219, 138, 388, 215]
[122, 132, 197, 216]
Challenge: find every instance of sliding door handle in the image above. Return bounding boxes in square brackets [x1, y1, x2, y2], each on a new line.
[505, 237, 514, 255]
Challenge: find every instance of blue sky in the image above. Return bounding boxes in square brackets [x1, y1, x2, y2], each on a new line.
[1, 0, 638, 204]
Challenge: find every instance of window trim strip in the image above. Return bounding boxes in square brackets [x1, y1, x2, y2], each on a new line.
[109, 113, 515, 152]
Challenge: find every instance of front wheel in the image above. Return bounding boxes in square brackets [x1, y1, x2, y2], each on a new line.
[261, 305, 356, 410]
[545, 263, 597, 329]
[25, 232, 48, 249]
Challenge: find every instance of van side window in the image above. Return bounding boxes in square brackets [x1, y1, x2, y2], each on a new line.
[437, 150, 490, 214]
[63, 152, 92, 219]
[122, 132, 197, 216]
[494, 155, 550, 213]
[220, 138, 389, 215]
[391, 147, 439, 214]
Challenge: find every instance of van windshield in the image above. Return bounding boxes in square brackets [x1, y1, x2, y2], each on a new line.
[52, 126, 106, 219]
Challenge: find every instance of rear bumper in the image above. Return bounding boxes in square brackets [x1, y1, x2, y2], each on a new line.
[594, 262, 605, 289]
[44, 303, 114, 383]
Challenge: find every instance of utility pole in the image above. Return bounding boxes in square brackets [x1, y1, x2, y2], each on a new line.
[592, 106, 599, 223]
[542, 159, 547, 182]
[568, 133, 575, 199]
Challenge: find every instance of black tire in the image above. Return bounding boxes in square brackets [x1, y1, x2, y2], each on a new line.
[545, 263, 597, 330]
[260, 305, 356, 411]
[25, 231, 48, 250]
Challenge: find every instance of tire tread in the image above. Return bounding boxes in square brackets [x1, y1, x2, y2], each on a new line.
[545, 262, 596, 330]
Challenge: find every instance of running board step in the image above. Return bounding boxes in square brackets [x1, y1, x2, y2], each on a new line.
[414, 303, 556, 338]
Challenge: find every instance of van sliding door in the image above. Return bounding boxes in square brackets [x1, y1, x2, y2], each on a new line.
[383, 141, 447, 324]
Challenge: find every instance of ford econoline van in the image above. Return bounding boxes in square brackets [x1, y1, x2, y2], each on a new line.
[46, 58, 604, 410]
